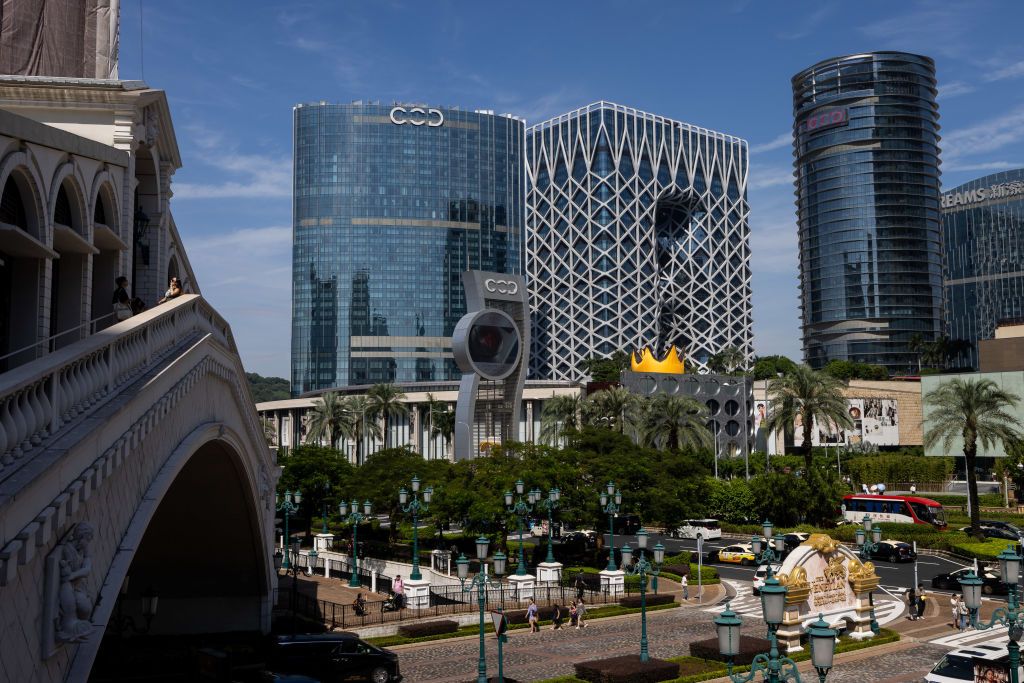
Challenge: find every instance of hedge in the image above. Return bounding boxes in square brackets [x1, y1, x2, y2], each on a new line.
[574, 654, 680, 683]
[619, 593, 675, 608]
[689, 635, 770, 666]
[396, 620, 458, 638]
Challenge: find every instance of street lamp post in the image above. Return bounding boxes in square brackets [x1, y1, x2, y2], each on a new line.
[751, 519, 787, 571]
[599, 482, 623, 571]
[275, 489, 303, 569]
[534, 487, 561, 564]
[457, 537, 508, 683]
[854, 514, 883, 634]
[399, 475, 433, 581]
[715, 580, 837, 683]
[961, 544, 1024, 683]
[619, 529, 665, 662]
[504, 480, 536, 576]
[339, 498, 372, 588]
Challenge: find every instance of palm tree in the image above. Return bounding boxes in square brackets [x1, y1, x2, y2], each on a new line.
[306, 391, 351, 449]
[908, 333, 926, 374]
[642, 395, 712, 451]
[764, 364, 854, 474]
[343, 394, 380, 465]
[539, 394, 582, 445]
[709, 346, 747, 375]
[430, 406, 457, 461]
[924, 378, 1023, 536]
[584, 386, 642, 435]
[366, 383, 409, 449]
[423, 393, 442, 459]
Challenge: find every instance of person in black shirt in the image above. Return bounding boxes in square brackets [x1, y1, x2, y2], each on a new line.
[112, 276, 132, 321]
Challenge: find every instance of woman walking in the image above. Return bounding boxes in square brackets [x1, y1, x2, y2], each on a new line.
[526, 598, 539, 633]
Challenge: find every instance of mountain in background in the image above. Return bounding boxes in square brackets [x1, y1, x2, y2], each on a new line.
[247, 373, 289, 403]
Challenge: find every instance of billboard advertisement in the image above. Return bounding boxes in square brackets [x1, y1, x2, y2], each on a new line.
[791, 398, 900, 448]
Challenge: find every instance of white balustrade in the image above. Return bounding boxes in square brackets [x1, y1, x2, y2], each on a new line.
[0, 296, 235, 470]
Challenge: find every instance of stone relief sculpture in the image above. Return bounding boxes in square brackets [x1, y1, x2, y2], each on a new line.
[42, 522, 95, 657]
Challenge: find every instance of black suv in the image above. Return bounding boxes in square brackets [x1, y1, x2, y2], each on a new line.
[270, 633, 402, 683]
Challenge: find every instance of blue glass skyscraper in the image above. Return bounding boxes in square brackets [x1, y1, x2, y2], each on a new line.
[291, 102, 524, 394]
[792, 52, 943, 373]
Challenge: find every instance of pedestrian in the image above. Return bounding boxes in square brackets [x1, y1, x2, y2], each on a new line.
[393, 574, 405, 609]
[575, 572, 586, 601]
[157, 276, 182, 304]
[950, 594, 959, 630]
[576, 597, 587, 628]
[906, 586, 917, 620]
[552, 603, 563, 630]
[569, 600, 578, 628]
[957, 593, 970, 631]
[526, 598, 539, 633]
[682, 573, 689, 601]
[112, 276, 133, 321]
[916, 583, 927, 620]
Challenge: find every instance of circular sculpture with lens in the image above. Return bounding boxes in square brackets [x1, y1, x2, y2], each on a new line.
[453, 309, 523, 380]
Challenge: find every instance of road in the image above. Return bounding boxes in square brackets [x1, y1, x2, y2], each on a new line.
[600, 530, 994, 601]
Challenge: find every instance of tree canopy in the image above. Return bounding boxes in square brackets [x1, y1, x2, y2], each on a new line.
[246, 372, 290, 403]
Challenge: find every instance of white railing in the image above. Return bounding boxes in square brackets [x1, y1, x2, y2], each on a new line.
[0, 295, 235, 468]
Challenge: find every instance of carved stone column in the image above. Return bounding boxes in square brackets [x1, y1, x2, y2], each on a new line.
[848, 561, 881, 640]
[776, 573, 810, 653]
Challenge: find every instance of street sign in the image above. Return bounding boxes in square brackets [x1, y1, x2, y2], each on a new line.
[490, 610, 508, 638]
[697, 535, 704, 554]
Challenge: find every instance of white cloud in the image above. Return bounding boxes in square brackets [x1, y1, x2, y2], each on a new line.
[943, 160, 1024, 173]
[985, 60, 1024, 82]
[749, 132, 792, 155]
[937, 81, 975, 99]
[777, 4, 835, 41]
[749, 165, 795, 191]
[941, 106, 1024, 162]
[858, 4, 976, 57]
[182, 225, 292, 377]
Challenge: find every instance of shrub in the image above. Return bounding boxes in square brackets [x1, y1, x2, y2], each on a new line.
[690, 635, 771, 666]
[661, 563, 690, 577]
[619, 593, 674, 608]
[396, 620, 458, 638]
[664, 550, 692, 565]
[574, 654, 680, 683]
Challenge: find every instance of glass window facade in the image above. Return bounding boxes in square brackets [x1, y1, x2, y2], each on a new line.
[942, 169, 1024, 369]
[792, 52, 943, 373]
[290, 103, 524, 394]
[525, 102, 752, 381]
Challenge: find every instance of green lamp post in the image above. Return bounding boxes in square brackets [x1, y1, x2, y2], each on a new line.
[399, 475, 433, 581]
[619, 529, 665, 662]
[457, 537, 508, 683]
[599, 482, 622, 571]
[504, 480, 536, 576]
[961, 544, 1024, 683]
[854, 514, 883, 634]
[275, 489, 302, 569]
[339, 498, 372, 588]
[534, 487, 561, 564]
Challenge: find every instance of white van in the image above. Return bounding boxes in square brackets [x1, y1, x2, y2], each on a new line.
[673, 519, 722, 540]
[926, 644, 1021, 682]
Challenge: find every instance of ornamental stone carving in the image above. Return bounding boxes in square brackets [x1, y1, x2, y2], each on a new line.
[42, 522, 95, 657]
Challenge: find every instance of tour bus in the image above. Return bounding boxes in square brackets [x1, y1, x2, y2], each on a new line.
[841, 494, 947, 528]
[672, 519, 723, 540]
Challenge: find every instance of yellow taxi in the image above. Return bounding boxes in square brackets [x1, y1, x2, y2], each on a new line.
[709, 543, 757, 566]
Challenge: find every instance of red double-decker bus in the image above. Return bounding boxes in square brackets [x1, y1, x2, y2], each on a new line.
[842, 494, 947, 528]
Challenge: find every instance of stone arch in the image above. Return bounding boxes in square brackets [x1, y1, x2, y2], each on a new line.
[0, 150, 52, 369]
[70, 423, 273, 680]
[48, 163, 93, 348]
[89, 172, 125, 330]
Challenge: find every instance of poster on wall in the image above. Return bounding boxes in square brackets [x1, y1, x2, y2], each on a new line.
[792, 398, 899, 447]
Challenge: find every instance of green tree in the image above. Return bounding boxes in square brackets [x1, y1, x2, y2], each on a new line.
[708, 346, 747, 374]
[584, 386, 643, 435]
[430, 405, 456, 460]
[354, 447, 451, 543]
[704, 478, 757, 524]
[923, 378, 1023, 536]
[822, 359, 888, 381]
[278, 445, 356, 538]
[246, 372, 290, 403]
[749, 472, 811, 527]
[367, 383, 409, 449]
[751, 355, 798, 380]
[578, 350, 631, 383]
[765, 364, 854, 474]
[306, 391, 351, 449]
[344, 394, 381, 465]
[642, 395, 712, 451]
[539, 394, 582, 445]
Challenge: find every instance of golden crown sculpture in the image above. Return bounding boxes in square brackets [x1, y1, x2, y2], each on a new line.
[630, 346, 685, 375]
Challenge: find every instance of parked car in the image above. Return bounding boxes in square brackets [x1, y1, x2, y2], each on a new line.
[867, 540, 917, 563]
[752, 564, 782, 595]
[709, 543, 756, 565]
[980, 520, 1024, 537]
[672, 519, 722, 540]
[270, 633, 402, 683]
[612, 514, 642, 535]
[926, 644, 1020, 682]
[783, 532, 810, 551]
[961, 525, 1021, 541]
[931, 567, 1008, 595]
[561, 530, 598, 549]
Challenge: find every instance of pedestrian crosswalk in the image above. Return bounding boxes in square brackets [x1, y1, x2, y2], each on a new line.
[927, 623, 1009, 649]
[704, 580, 905, 627]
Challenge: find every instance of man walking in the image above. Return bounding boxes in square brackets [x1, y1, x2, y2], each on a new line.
[682, 573, 689, 601]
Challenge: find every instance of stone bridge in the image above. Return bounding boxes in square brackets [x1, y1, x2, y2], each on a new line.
[0, 295, 277, 683]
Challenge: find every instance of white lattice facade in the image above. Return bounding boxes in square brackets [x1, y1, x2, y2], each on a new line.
[525, 102, 752, 380]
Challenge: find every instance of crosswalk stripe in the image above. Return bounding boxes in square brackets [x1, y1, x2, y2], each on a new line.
[929, 625, 1009, 648]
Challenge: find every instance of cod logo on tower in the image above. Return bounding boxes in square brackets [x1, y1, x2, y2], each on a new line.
[452, 271, 530, 460]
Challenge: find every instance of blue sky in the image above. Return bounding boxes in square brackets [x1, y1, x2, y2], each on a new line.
[118, 1, 1024, 378]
